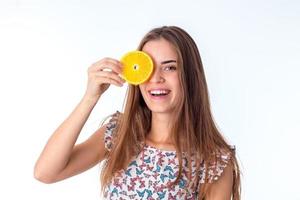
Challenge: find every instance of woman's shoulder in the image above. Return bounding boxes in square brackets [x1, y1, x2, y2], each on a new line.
[103, 110, 122, 151]
[199, 145, 236, 184]
[105, 110, 122, 128]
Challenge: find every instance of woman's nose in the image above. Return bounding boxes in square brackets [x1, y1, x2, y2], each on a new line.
[149, 66, 164, 83]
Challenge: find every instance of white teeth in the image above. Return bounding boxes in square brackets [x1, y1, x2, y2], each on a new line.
[149, 90, 169, 95]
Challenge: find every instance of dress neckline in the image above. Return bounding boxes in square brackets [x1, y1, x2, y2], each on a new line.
[143, 143, 177, 153]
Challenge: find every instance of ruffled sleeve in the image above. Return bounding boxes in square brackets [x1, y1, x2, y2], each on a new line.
[199, 146, 235, 184]
[104, 111, 121, 151]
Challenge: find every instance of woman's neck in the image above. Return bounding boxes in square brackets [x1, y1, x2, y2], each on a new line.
[147, 112, 174, 144]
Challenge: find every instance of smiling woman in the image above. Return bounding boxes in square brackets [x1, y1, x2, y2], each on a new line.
[34, 26, 241, 200]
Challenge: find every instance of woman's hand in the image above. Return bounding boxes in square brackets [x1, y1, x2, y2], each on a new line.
[84, 57, 125, 100]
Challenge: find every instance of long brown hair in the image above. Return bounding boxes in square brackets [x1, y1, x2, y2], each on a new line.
[100, 26, 241, 199]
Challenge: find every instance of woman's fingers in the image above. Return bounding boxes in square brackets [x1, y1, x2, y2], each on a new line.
[96, 76, 124, 87]
[95, 71, 126, 85]
[84, 57, 126, 99]
[89, 57, 123, 74]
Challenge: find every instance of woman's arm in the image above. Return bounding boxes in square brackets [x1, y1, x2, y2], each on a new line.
[33, 96, 106, 183]
[205, 163, 234, 200]
[33, 58, 124, 183]
[34, 58, 125, 183]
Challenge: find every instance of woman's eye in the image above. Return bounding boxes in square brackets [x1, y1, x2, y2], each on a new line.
[163, 66, 177, 71]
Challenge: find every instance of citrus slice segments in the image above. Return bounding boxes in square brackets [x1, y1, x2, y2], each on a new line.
[120, 51, 153, 85]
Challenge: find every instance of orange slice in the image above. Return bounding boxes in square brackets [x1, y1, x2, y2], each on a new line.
[120, 51, 153, 85]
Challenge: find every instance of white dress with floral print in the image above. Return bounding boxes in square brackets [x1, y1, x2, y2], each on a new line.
[103, 111, 232, 200]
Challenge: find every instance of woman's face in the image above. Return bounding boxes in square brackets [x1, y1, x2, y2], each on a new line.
[139, 38, 182, 114]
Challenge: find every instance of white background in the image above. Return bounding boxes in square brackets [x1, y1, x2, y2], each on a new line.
[0, 0, 299, 199]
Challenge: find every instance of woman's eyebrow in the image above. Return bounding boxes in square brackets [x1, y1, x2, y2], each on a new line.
[161, 60, 177, 64]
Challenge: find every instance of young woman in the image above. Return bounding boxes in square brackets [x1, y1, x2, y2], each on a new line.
[34, 26, 241, 199]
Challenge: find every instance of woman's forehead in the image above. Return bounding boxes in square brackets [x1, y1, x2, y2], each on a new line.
[142, 38, 178, 64]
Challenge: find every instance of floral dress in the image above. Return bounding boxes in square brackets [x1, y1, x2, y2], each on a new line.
[103, 111, 231, 200]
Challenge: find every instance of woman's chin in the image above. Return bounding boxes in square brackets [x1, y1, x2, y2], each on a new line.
[148, 106, 174, 114]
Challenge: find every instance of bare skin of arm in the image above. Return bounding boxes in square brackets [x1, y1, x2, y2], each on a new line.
[205, 163, 234, 200]
[33, 58, 125, 183]
[34, 96, 106, 183]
